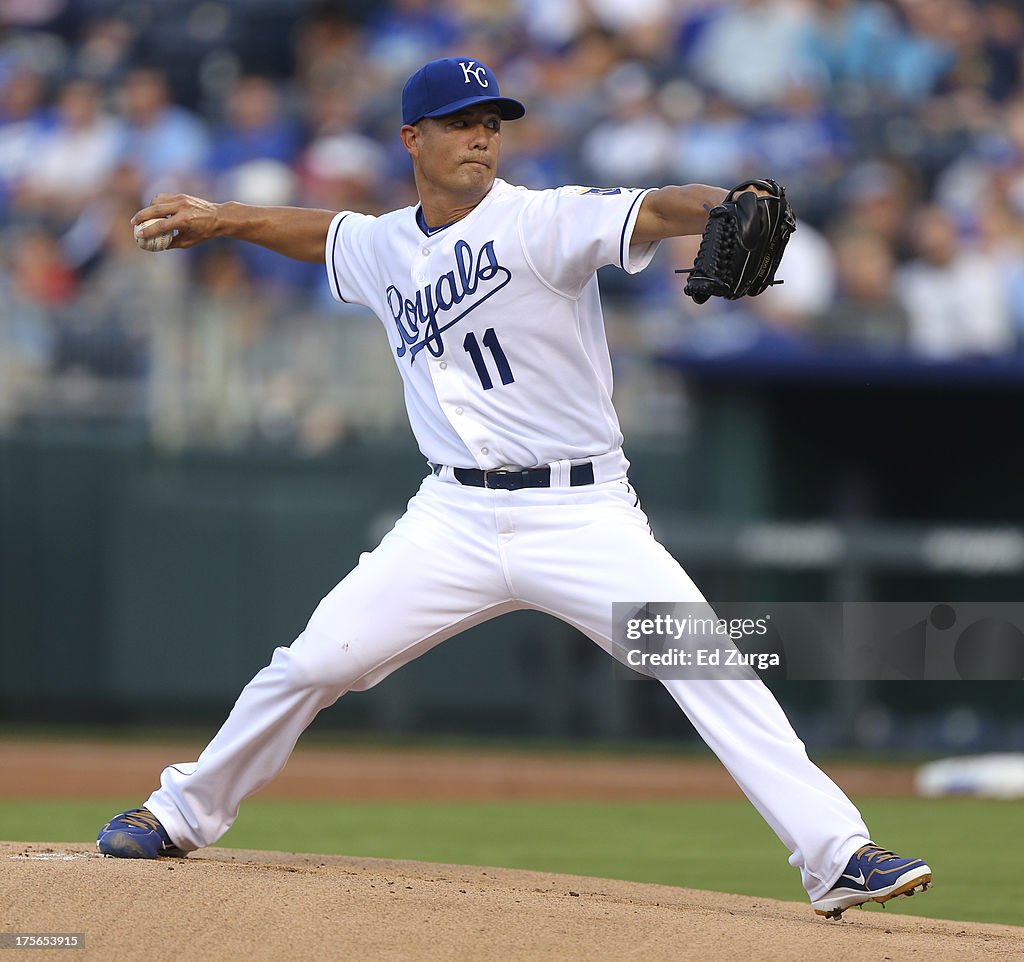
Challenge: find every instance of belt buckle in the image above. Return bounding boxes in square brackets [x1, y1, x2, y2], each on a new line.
[482, 469, 517, 490]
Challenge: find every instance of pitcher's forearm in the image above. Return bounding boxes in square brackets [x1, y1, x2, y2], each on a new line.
[632, 185, 728, 244]
[215, 203, 337, 262]
[131, 193, 338, 263]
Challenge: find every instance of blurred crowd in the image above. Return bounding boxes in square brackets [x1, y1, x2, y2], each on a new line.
[2, 0, 1024, 449]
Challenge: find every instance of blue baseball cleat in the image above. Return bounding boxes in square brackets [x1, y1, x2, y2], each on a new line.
[812, 843, 931, 919]
[97, 808, 187, 859]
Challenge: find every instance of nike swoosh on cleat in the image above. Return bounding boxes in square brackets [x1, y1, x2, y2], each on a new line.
[841, 871, 867, 885]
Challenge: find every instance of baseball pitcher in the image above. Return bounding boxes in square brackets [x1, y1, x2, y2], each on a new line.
[98, 57, 930, 920]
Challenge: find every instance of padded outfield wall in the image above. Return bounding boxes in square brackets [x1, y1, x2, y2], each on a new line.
[1, 418, 1021, 748]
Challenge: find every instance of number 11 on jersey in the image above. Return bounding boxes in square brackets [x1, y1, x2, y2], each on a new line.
[464, 328, 515, 390]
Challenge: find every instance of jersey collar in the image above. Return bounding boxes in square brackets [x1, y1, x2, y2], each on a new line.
[413, 180, 510, 238]
[415, 206, 457, 237]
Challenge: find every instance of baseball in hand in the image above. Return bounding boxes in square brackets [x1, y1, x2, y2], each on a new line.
[133, 218, 174, 252]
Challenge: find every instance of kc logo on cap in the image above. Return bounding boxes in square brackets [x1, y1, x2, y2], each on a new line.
[402, 56, 526, 126]
[459, 61, 489, 87]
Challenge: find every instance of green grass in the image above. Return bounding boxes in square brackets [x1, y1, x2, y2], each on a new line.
[3, 798, 1018, 927]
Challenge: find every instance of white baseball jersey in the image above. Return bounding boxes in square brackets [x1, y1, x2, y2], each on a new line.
[144, 176, 873, 904]
[324, 179, 658, 470]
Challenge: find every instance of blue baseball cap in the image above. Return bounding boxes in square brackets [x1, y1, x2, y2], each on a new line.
[402, 57, 526, 126]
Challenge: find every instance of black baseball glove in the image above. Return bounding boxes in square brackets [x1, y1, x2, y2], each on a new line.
[677, 179, 796, 304]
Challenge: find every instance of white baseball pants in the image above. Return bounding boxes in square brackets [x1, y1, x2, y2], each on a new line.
[146, 468, 869, 900]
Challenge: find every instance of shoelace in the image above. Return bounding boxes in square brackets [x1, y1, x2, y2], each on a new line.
[117, 809, 163, 832]
[854, 844, 899, 864]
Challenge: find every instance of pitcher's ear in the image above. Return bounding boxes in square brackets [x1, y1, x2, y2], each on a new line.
[400, 123, 419, 155]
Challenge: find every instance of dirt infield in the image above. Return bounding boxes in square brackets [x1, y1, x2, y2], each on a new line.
[9, 740, 1019, 961]
[0, 737, 914, 801]
[3, 842, 1022, 962]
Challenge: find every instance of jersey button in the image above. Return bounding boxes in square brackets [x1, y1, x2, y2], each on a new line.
[439, 361, 447, 370]
[422, 248, 430, 256]
[455, 407, 463, 415]
[481, 447, 489, 455]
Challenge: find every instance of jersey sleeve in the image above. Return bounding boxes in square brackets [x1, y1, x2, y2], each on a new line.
[517, 186, 660, 296]
[325, 210, 379, 306]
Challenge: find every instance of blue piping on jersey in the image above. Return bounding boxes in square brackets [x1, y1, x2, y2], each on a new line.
[619, 191, 647, 270]
[329, 212, 351, 301]
[416, 207, 458, 237]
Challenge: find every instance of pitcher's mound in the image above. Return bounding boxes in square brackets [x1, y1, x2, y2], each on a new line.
[2, 842, 1020, 961]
